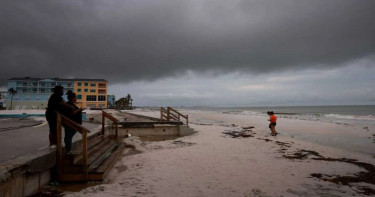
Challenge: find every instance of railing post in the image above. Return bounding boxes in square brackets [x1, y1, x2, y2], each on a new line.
[56, 113, 63, 181]
[82, 130, 88, 180]
[102, 112, 105, 135]
[160, 107, 163, 121]
[115, 121, 118, 140]
[186, 115, 189, 125]
[167, 107, 170, 121]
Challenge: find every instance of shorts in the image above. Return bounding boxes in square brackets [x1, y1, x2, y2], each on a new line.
[269, 122, 276, 128]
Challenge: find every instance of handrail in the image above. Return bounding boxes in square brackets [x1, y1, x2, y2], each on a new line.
[160, 107, 168, 121]
[160, 107, 188, 125]
[56, 112, 90, 181]
[101, 110, 119, 139]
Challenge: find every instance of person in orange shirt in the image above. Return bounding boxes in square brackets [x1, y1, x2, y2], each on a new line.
[268, 111, 278, 136]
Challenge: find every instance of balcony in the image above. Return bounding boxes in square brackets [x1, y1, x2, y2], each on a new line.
[98, 84, 106, 89]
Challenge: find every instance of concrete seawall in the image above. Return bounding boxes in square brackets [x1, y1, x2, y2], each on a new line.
[0, 147, 55, 196]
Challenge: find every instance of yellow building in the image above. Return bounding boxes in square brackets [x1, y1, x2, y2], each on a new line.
[74, 79, 108, 108]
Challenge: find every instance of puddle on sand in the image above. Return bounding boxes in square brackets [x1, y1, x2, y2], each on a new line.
[138, 135, 179, 142]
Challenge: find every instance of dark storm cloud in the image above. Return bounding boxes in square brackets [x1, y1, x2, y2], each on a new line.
[0, 0, 374, 85]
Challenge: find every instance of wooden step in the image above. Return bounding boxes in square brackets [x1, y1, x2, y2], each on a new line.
[74, 138, 114, 165]
[87, 142, 118, 171]
[60, 143, 125, 182]
[64, 135, 110, 164]
[88, 143, 125, 181]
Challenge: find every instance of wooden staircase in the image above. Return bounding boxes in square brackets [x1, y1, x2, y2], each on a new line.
[160, 107, 189, 125]
[56, 110, 124, 182]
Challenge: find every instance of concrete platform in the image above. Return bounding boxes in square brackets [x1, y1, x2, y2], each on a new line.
[0, 118, 101, 163]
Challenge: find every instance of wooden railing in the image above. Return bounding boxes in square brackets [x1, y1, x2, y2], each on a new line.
[56, 110, 119, 182]
[160, 107, 188, 125]
[101, 110, 119, 139]
[56, 112, 90, 181]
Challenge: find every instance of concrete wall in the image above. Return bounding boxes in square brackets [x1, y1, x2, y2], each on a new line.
[119, 125, 179, 137]
[0, 149, 55, 197]
[118, 125, 195, 137]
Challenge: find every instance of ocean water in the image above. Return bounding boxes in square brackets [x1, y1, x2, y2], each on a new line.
[201, 105, 375, 126]
[195, 105, 375, 155]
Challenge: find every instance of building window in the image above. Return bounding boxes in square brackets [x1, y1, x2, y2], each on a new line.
[77, 95, 82, 100]
[98, 104, 105, 108]
[90, 83, 96, 87]
[84, 89, 88, 92]
[77, 89, 81, 92]
[98, 95, 106, 101]
[85, 82, 88, 86]
[86, 95, 96, 101]
[78, 82, 81, 86]
[90, 89, 96, 93]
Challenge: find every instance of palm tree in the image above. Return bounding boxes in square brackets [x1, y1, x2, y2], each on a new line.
[8, 88, 17, 110]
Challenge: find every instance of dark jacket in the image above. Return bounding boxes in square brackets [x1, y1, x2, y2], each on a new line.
[66, 101, 82, 124]
[45, 93, 64, 122]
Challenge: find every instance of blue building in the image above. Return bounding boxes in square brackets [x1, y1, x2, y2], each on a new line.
[107, 95, 116, 108]
[7, 77, 108, 110]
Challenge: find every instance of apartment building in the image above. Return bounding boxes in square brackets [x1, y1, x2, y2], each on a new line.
[73, 80, 108, 108]
[7, 77, 108, 110]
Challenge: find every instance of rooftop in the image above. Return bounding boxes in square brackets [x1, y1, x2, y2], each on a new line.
[8, 77, 107, 82]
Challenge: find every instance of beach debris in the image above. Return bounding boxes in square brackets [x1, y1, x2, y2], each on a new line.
[172, 140, 196, 146]
[283, 149, 322, 160]
[284, 149, 375, 195]
[363, 126, 369, 131]
[256, 138, 272, 142]
[222, 126, 255, 138]
[219, 123, 238, 128]
[191, 122, 213, 126]
[263, 140, 293, 153]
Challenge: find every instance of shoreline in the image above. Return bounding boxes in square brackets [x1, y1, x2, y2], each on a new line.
[64, 108, 375, 197]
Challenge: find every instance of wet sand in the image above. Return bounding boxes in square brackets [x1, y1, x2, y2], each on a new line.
[65, 109, 375, 197]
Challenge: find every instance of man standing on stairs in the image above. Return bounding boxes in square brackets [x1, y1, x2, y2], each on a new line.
[45, 85, 74, 186]
[45, 85, 74, 148]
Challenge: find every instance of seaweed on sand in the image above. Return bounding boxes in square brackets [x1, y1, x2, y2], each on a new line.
[284, 149, 375, 195]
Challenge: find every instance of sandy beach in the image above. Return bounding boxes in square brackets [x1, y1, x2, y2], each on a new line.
[62, 108, 375, 197]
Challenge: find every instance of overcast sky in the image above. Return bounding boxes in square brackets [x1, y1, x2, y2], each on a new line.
[1, 0, 374, 106]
